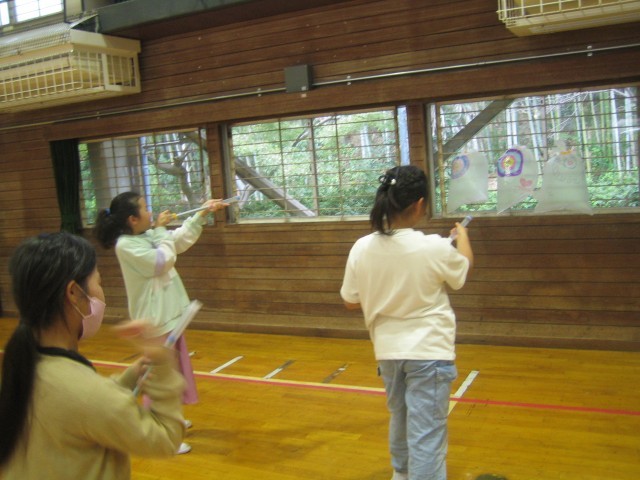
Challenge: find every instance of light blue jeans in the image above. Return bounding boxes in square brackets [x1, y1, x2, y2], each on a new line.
[379, 360, 457, 480]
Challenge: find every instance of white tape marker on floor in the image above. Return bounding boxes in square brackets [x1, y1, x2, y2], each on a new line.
[264, 359, 295, 379]
[449, 370, 479, 414]
[322, 363, 349, 383]
[210, 355, 244, 374]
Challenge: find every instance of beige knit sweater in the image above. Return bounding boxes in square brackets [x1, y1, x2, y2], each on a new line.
[2, 350, 185, 479]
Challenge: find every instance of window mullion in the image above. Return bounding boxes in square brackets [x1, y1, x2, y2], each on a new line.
[308, 118, 320, 215]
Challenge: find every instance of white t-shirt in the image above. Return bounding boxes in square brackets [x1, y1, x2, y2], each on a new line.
[340, 229, 469, 361]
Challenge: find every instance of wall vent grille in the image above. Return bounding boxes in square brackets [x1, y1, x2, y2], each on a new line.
[0, 21, 140, 112]
[498, 0, 640, 36]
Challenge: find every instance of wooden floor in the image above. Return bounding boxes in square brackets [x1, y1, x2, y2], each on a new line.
[1, 317, 639, 480]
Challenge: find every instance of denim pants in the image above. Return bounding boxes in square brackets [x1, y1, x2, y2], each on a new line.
[378, 360, 457, 480]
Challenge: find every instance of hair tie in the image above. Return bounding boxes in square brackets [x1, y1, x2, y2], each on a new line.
[378, 174, 397, 187]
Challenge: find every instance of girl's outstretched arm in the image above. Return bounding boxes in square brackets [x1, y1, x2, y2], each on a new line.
[452, 222, 474, 269]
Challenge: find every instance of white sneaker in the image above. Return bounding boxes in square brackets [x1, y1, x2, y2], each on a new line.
[184, 419, 192, 429]
[177, 442, 191, 455]
[391, 472, 408, 480]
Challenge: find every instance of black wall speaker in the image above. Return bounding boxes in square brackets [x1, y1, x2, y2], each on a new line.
[284, 65, 313, 93]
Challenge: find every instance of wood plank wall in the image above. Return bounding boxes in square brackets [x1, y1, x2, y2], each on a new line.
[1, 0, 639, 350]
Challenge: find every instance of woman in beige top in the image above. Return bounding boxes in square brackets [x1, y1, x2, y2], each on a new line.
[0, 232, 186, 480]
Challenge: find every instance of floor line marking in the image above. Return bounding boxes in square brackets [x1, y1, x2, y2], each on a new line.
[322, 363, 349, 383]
[120, 352, 141, 362]
[263, 359, 295, 379]
[204, 370, 386, 395]
[449, 370, 479, 414]
[210, 355, 244, 374]
[87, 358, 640, 417]
[452, 370, 480, 398]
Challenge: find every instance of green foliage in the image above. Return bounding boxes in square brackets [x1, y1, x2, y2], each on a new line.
[79, 130, 210, 225]
[78, 143, 97, 224]
[230, 110, 399, 219]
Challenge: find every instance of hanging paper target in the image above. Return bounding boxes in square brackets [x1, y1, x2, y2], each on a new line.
[497, 148, 524, 177]
[496, 145, 537, 213]
[535, 146, 592, 215]
[448, 151, 488, 211]
[450, 154, 470, 179]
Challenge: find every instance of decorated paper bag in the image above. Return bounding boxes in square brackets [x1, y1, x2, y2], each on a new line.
[496, 146, 537, 213]
[535, 146, 592, 215]
[448, 151, 489, 211]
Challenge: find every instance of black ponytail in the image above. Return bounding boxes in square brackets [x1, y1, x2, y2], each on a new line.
[0, 324, 37, 466]
[94, 191, 141, 249]
[370, 165, 428, 235]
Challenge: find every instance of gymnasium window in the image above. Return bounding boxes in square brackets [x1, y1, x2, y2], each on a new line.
[430, 86, 639, 217]
[79, 129, 211, 226]
[226, 107, 407, 222]
[0, 0, 63, 26]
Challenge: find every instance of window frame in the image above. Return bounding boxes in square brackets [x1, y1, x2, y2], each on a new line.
[78, 127, 212, 227]
[0, 0, 63, 28]
[223, 106, 408, 224]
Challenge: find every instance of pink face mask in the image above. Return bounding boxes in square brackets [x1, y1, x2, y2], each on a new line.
[73, 294, 106, 339]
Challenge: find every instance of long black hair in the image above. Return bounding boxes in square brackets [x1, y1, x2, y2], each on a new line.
[94, 191, 141, 249]
[370, 165, 428, 235]
[0, 232, 96, 466]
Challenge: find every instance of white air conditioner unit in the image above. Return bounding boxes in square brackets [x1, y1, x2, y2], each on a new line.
[498, 0, 640, 36]
[0, 21, 141, 112]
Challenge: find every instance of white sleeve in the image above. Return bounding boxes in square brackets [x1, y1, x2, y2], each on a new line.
[340, 244, 361, 304]
[169, 215, 205, 254]
[442, 245, 470, 290]
[116, 230, 177, 278]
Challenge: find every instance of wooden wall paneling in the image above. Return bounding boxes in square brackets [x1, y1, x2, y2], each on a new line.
[0, 2, 637, 131]
[0, 132, 55, 220]
[170, 219, 368, 335]
[138, 2, 500, 94]
[3, 0, 638, 133]
[0, 128, 61, 315]
[448, 213, 640, 348]
[405, 103, 428, 171]
[205, 124, 231, 213]
[37, 47, 640, 144]
[136, 3, 639, 103]
[139, 10, 496, 104]
[55, 209, 640, 349]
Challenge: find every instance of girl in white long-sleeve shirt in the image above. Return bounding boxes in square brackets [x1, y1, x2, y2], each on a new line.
[95, 192, 229, 454]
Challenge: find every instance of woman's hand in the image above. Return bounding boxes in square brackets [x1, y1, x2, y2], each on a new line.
[451, 222, 474, 269]
[112, 318, 160, 340]
[450, 222, 469, 241]
[114, 319, 175, 365]
[140, 345, 176, 367]
[155, 210, 174, 227]
[198, 198, 231, 217]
